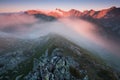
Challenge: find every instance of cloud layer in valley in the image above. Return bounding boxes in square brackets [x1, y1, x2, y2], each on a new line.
[0, 13, 120, 71]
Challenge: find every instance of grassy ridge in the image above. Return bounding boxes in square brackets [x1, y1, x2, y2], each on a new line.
[1, 34, 119, 80]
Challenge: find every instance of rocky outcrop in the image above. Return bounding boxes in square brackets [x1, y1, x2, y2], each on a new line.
[25, 48, 88, 80]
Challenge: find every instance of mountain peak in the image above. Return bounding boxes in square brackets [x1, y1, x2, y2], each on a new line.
[110, 6, 117, 10]
[55, 8, 63, 12]
[69, 9, 80, 12]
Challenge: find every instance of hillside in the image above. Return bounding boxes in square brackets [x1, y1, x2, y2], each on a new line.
[0, 34, 119, 80]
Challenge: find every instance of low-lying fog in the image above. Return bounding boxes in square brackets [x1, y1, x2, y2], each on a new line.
[0, 13, 120, 71]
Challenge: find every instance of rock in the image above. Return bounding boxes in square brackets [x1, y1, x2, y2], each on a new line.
[24, 48, 88, 80]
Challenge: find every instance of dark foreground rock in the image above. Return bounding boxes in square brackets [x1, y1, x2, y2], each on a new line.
[24, 48, 88, 80]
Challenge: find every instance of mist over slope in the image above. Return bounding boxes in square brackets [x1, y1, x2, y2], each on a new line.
[0, 11, 120, 71]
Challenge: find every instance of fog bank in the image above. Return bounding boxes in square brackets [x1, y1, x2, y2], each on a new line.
[0, 13, 120, 71]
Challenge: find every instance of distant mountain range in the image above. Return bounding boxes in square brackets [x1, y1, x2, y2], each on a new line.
[25, 6, 120, 18]
[25, 6, 120, 38]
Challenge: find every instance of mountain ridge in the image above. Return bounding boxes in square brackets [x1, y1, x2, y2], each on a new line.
[25, 6, 120, 18]
[25, 6, 120, 38]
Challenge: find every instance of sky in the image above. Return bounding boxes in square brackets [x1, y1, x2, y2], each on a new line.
[0, 0, 120, 13]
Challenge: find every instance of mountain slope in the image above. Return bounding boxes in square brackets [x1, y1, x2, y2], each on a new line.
[0, 34, 119, 80]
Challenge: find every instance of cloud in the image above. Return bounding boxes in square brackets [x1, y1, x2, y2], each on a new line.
[0, 14, 120, 71]
[0, 13, 38, 33]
